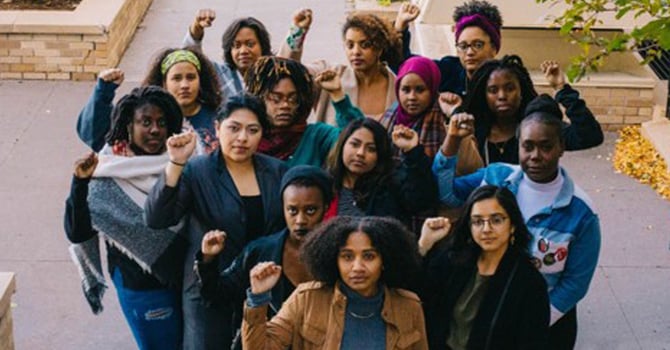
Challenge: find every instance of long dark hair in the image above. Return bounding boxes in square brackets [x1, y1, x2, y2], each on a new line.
[445, 185, 531, 265]
[105, 86, 183, 146]
[221, 17, 272, 70]
[301, 216, 421, 290]
[326, 118, 394, 208]
[142, 46, 222, 110]
[464, 55, 537, 141]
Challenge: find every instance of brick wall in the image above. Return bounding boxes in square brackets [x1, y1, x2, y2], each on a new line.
[0, 0, 151, 81]
[536, 86, 655, 130]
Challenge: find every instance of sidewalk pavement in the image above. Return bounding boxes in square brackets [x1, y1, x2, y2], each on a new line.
[0, 0, 668, 349]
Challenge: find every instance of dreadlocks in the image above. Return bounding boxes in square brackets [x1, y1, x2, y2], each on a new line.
[106, 86, 183, 145]
[245, 56, 315, 123]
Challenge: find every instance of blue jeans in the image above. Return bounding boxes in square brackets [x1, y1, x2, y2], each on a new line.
[112, 268, 182, 350]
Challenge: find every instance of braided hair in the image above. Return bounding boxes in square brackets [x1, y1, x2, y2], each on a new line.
[244, 56, 315, 124]
[143, 46, 223, 110]
[464, 55, 537, 136]
[342, 12, 402, 69]
[105, 86, 183, 146]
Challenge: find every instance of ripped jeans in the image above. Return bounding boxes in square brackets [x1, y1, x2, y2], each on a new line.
[112, 268, 182, 350]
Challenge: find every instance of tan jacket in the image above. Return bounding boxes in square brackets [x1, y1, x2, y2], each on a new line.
[242, 281, 428, 350]
[305, 61, 397, 125]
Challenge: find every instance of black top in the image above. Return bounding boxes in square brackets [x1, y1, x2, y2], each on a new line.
[241, 195, 264, 244]
[421, 247, 550, 350]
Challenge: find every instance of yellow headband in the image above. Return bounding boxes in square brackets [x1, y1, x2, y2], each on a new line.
[161, 50, 201, 75]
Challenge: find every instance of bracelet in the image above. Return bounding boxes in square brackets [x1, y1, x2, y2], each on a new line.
[170, 159, 186, 167]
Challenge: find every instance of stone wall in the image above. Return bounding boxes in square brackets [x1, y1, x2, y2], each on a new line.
[0, 0, 152, 80]
[535, 86, 655, 130]
[0, 273, 16, 350]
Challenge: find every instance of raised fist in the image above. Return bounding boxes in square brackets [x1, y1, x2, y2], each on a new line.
[419, 217, 451, 256]
[315, 70, 342, 92]
[249, 262, 282, 295]
[194, 9, 216, 29]
[395, 2, 420, 32]
[391, 124, 419, 152]
[201, 230, 227, 263]
[293, 8, 313, 30]
[438, 91, 462, 119]
[541, 60, 566, 91]
[73, 152, 98, 179]
[166, 131, 197, 165]
[98, 68, 124, 85]
[447, 112, 475, 138]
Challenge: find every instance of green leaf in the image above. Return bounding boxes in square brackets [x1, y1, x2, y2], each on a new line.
[560, 20, 576, 35]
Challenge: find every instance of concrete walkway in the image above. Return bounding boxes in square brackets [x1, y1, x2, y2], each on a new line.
[0, 0, 668, 349]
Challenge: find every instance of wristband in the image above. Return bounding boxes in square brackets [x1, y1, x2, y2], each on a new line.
[286, 25, 307, 51]
[170, 159, 186, 167]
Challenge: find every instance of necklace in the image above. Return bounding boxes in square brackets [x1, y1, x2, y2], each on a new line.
[484, 137, 510, 165]
[492, 140, 507, 154]
[348, 310, 376, 319]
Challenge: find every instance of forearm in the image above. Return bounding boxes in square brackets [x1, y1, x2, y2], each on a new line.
[242, 292, 292, 350]
[399, 145, 439, 212]
[183, 27, 203, 48]
[64, 176, 97, 243]
[278, 25, 307, 61]
[557, 85, 604, 150]
[144, 172, 187, 228]
[333, 94, 365, 128]
[76, 79, 118, 151]
[548, 216, 601, 322]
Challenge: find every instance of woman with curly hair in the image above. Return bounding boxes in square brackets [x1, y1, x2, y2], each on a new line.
[279, 9, 402, 124]
[65, 86, 184, 349]
[323, 118, 437, 230]
[77, 46, 223, 154]
[418, 186, 549, 349]
[241, 216, 428, 349]
[184, 9, 273, 99]
[457, 55, 603, 165]
[244, 56, 363, 167]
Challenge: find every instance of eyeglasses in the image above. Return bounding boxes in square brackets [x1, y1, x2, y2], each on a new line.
[470, 214, 508, 230]
[265, 92, 299, 106]
[456, 40, 487, 53]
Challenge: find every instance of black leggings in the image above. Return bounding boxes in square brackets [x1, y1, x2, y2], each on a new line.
[548, 307, 577, 350]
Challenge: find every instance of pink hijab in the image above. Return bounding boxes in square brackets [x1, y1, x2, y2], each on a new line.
[394, 56, 442, 127]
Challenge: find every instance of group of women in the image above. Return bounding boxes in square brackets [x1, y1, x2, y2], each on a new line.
[63, 1, 603, 349]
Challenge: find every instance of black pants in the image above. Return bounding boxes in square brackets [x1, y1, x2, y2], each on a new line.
[548, 307, 577, 350]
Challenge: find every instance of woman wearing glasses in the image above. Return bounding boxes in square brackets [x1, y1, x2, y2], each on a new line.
[244, 56, 363, 167]
[417, 186, 549, 349]
[395, 0, 501, 97]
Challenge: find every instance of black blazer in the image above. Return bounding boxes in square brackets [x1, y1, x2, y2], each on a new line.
[422, 247, 550, 350]
[145, 149, 287, 292]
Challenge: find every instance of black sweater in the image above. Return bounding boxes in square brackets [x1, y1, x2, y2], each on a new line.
[421, 247, 550, 350]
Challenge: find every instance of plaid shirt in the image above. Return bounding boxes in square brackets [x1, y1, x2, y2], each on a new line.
[379, 101, 447, 162]
[379, 101, 447, 234]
